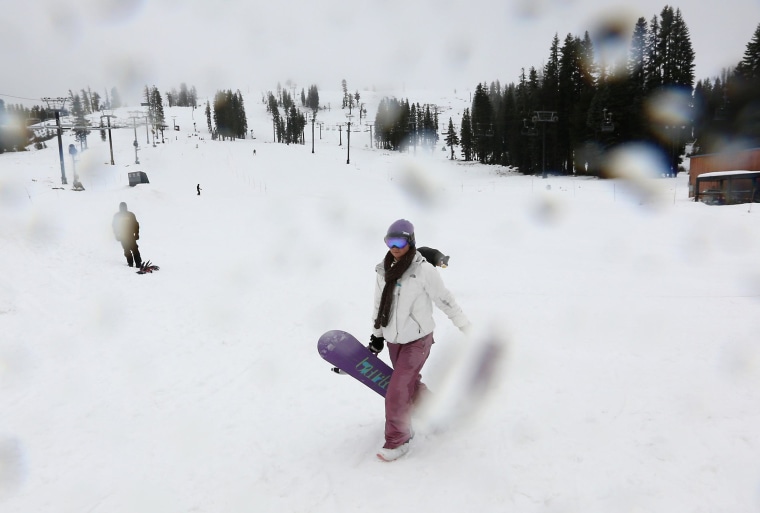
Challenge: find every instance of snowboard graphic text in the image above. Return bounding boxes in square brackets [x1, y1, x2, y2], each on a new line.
[355, 356, 391, 390]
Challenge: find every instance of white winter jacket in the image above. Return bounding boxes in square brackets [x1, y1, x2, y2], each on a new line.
[372, 251, 470, 344]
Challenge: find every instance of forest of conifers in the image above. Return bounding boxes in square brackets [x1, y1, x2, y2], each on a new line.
[373, 6, 760, 177]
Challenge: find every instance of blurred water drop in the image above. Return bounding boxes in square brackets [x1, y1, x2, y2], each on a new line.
[645, 86, 693, 143]
[718, 332, 760, 383]
[601, 142, 670, 203]
[90, 0, 145, 25]
[0, 172, 28, 211]
[106, 56, 154, 104]
[514, 0, 544, 20]
[49, 5, 84, 45]
[25, 210, 62, 247]
[0, 342, 32, 387]
[0, 437, 25, 496]
[417, 324, 510, 433]
[444, 36, 473, 71]
[513, 0, 574, 21]
[0, 281, 14, 317]
[530, 192, 564, 226]
[395, 160, 443, 207]
[748, 273, 760, 301]
[590, 11, 637, 78]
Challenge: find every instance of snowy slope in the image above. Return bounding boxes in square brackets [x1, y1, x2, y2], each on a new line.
[1, 88, 760, 513]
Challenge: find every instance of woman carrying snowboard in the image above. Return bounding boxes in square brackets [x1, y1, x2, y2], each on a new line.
[370, 219, 470, 462]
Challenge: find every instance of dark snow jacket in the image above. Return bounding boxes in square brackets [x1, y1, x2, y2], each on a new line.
[112, 210, 140, 242]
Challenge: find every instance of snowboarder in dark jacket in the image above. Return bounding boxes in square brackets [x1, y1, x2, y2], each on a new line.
[112, 202, 142, 267]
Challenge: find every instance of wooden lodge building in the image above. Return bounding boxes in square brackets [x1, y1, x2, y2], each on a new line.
[689, 148, 760, 205]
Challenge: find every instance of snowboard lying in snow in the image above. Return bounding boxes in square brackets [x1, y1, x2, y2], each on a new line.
[317, 330, 392, 397]
[136, 261, 160, 274]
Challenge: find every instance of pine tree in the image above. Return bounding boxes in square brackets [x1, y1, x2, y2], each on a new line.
[409, 103, 418, 150]
[88, 87, 97, 112]
[460, 108, 473, 161]
[285, 104, 306, 144]
[374, 98, 392, 149]
[645, 15, 662, 92]
[91, 91, 101, 112]
[649, 7, 694, 89]
[80, 89, 92, 115]
[306, 85, 320, 113]
[213, 90, 234, 140]
[190, 86, 198, 108]
[110, 87, 122, 109]
[471, 83, 494, 163]
[692, 78, 715, 153]
[558, 34, 582, 174]
[723, 23, 760, 148]
[266, 92, 280, 142]
[151, 86, 165, 136]
[423, 105, 437, 152]
[737, 23, 760, 79]
[671, 8, 695, 87]
[627, 17, 648, 142]
[397, 99, 411, 152]
[542, 34, 561, 109]
[444, 117, 459, 159]
[70, 92, 90, 149]
[374, 97, 414, 151]
[235, 90, 248, 139]
[178, 83, 189, 107]
[502, 83, 520, 167]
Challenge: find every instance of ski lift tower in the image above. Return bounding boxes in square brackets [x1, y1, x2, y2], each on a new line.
[366, 122, 374, 149]
[311, 111, 317, 154]
[128, 112, 142, 164]
[140, 102, 152, 146]
[346, 107, 354, 165]
[532, 111, 558, 178]
[42, 97, 68, 184]
[100, 111, 117, 165]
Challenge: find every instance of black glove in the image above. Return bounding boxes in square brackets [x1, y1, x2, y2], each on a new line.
[369, 335, 385, 354]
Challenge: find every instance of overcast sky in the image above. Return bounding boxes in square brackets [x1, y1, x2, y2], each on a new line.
[2, 0, 759, 106]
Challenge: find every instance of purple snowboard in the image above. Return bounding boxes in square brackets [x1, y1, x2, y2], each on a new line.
[318, 330, 393, 397]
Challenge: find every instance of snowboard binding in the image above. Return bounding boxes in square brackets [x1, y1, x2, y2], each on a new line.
[136, 261, 160, 274]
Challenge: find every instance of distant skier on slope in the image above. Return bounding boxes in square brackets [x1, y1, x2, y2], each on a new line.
[112, 202, 142, 268]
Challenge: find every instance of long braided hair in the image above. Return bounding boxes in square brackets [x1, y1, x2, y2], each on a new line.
[374, 245, 416, 329]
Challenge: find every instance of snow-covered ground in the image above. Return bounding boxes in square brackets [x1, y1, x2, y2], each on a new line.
[2, 89, 759, 512]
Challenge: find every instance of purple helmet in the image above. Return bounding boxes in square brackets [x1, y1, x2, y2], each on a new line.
[386, 219, 415, 245]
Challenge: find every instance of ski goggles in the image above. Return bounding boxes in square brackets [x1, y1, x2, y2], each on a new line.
[384, 236, 409, 249]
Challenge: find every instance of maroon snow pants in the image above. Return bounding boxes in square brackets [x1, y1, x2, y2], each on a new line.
[384, 333, 434, 449]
